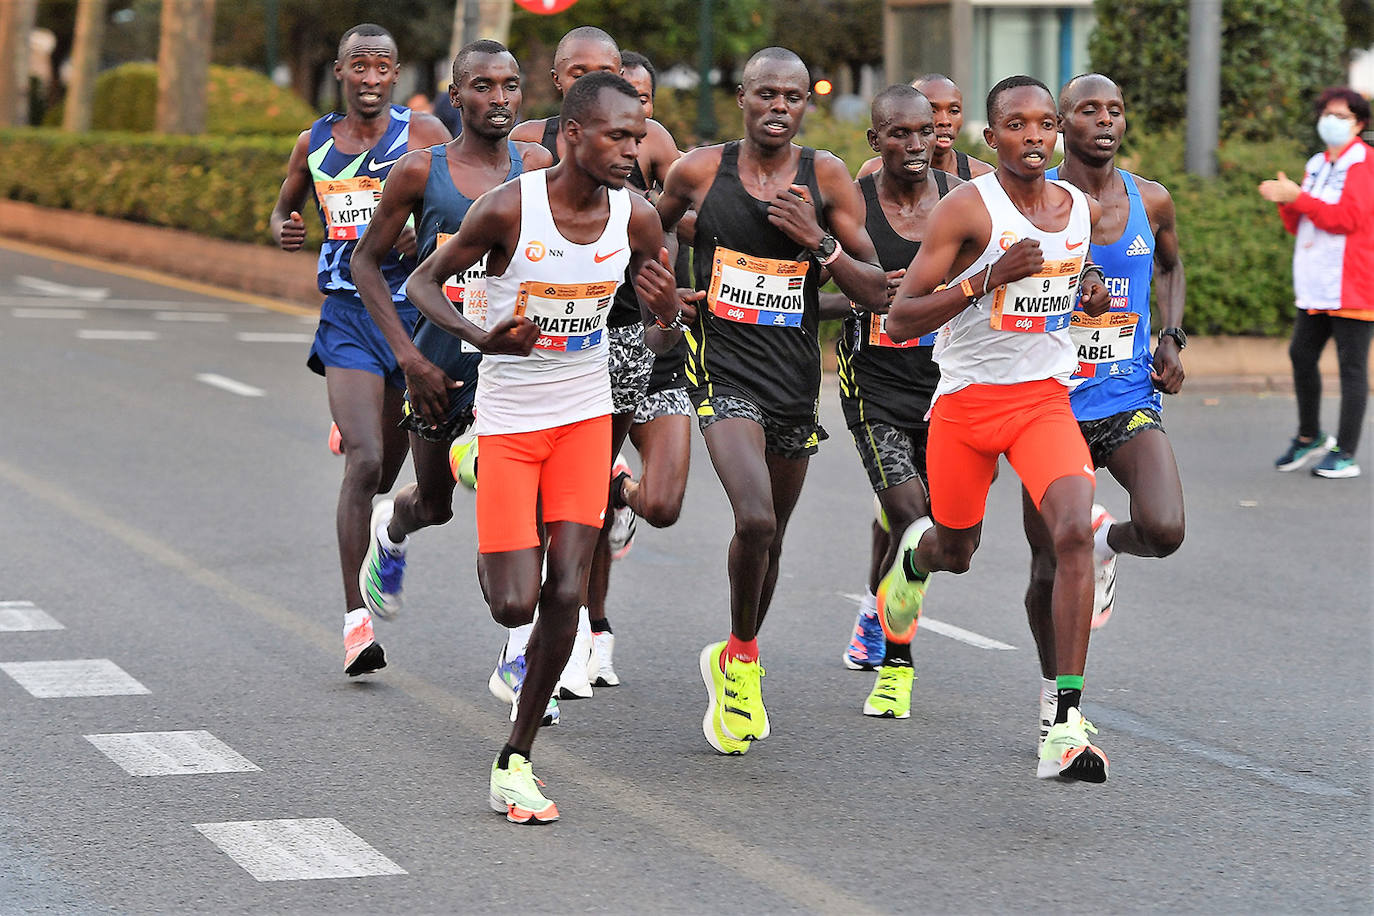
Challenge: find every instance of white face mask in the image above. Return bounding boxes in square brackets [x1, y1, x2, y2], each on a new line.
[1316, 113, 1357, 148]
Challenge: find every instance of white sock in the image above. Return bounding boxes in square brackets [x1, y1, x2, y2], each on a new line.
[344, 607, 370, 633]
[577, 605, 591, 635]
[1040, 677, 1057, 705]
[506, 620, 534, 658]
[1093, 517, 1115, 564]
[379, 523, 408, 555]
[861, 589, 878, 615]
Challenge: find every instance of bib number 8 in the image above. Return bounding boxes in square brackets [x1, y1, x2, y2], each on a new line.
[566, 301, 576, 314]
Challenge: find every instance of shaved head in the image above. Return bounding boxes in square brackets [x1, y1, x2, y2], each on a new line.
[1059, 73, 1121, 116]
[742, 47, 808, 87]
[555, 26, 619, 63]
[871, 83, 930, 128]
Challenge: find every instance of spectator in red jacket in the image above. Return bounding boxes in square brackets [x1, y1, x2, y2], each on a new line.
[1260, 87, 1374, 479]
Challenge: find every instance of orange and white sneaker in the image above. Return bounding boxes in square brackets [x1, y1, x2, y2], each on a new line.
[343, 607, 386, 677]
[328, 422, 344, 456]
[1037, 707, 1108, 783]
[489, 753, 559, 824]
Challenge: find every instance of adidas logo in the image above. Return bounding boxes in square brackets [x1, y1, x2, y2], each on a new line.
[1125, 234, 1152, 256]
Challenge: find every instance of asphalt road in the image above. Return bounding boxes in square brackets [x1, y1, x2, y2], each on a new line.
[0, 240, 1370, 914]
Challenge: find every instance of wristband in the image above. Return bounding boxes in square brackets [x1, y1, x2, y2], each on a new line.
[654, 311, 685, 331]
[818, 239, 843, 267]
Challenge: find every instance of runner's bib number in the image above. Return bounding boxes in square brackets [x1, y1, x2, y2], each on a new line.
[436, 232, 487, 353]
[515, 280, 615, 352]
[988, 255, 1083, 333]
[862, 308, 934, 348]
[1070, 310, 1138, 378]
[708, 246, 808, 328]
[314, 177, 382, 241]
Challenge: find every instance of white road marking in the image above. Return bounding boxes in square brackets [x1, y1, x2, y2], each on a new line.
[194, 819, 407, 881]
[85, 730, 261, 776]
[15, 275, 109, 300]
[11, 308, 87, 319]
[77, 329, 160, 341]
[0, 296, 257, 312]
[0, 659, 150, 697]
[235, 331, 314, 343]
[195, 373, 264, 398]
[155, 311, 228, 322]
[840, 593, 1017, 650]
[0, 600, 64, 632]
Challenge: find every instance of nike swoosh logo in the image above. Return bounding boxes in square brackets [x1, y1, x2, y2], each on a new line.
[367, 157, 400, 171]
[1066, 240, 1085, 249]
[593, 248, 625, 263]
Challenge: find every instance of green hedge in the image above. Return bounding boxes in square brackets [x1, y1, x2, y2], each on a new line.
[0, 121, 1309, 334]
[0, 128, 320, 247]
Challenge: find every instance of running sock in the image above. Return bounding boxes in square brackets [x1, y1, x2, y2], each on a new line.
[721, 634, 758, 670]
[379, 525, 408, 554]
[506, 621, 534, 659]
[1055, 674, 1085, 724]
[591, 618, 612, 634]
[497, 743, 529, 769]
[861, 589, 878, 615]
[884, 640, 913, 667]
[610, 471, 631, 509]
[901, 550, 929, 582]
[1093, 518, 1114, 564]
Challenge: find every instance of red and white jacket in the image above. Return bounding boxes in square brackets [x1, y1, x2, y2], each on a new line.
[1278, 137, 1374, 320]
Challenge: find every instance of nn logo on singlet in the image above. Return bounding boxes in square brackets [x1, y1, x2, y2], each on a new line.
[524, 241, 565, 261]
[1125, 234, 1151, 257]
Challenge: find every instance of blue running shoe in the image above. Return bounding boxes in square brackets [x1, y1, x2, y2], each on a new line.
[843, 599, 885, 671]
[489, 647, 558, 726]
[359, 499, 407, 620]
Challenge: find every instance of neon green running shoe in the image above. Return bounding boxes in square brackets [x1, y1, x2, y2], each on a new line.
[699, 641, 768, 749]
[1037, 707, 1109, 783]
[877, 518, 934, 642]
[449, 436, 478, 490]
[862, 665, 915, 718]
[489, 753, 559, 824]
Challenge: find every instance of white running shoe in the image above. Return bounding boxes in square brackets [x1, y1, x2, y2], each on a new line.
[1090, 504, 1118, 629]
[556, 606, 595, 699]
[591, 630, 620, 686]
[1038, 679, 1057, 757]
[608, 452, 636, 560]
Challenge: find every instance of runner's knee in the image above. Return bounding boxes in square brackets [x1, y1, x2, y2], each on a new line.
[638, 488, 683, 528]
[733, 502, 777, 546]
[1138, 513, 1184, 558]
[488, 593, 536, 628]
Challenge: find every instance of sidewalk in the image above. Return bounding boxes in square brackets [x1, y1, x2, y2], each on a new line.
[0, 199, 1347, 390]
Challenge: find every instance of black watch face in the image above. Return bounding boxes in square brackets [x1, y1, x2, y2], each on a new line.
[817, 236, 836, 258]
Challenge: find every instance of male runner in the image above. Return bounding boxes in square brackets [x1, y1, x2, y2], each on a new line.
[584, 49, 696, 688]
[406, 72, 690, 822]
[883, 76, 1113, 783]
[513, 27, 686, 699]
[350, 42, 550, 620]
[829, 85, 962, 718]
[657, 47, 886, 755]
[858, 74, 993, 181]
[1019, 72, 1186, 748]
[269, 24, 450, 677]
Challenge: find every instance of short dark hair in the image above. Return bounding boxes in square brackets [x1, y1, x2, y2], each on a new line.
[986, 74, 1052, 123]
[1314, 86, 1371, 129]
[742, 47, 809, 86]
[621, 50, 656, 97]
[453, 39, 511, 84]
[337, 23, 395, 60]
[560, 71, 640, 129]
[556, 25, 619, 60]
[871, 83, 930, 127]
[911, 73, 953, 88]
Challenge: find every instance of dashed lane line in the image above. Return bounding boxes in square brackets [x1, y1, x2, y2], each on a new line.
[0, 658, 150, 697]
[86, 730, 261, 777]
[196, 373, 265, 398]
[0, 600, 64, 631]
[194, 819, 407, 882]
[840, 592, 1017, 650]
[77, 329, 159, 341]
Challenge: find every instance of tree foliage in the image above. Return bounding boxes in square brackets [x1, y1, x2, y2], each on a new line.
[1089, 0, 1346, 141]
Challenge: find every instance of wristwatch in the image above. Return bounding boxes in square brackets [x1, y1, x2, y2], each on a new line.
[1158, 326, 1187, 349]
[811, 234, 839, 265]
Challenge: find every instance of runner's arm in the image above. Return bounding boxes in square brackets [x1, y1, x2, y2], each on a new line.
[409, 111, 453, 147]
[629, 195, 702, 328]
[774, 153, 885, 309]
[656, 149, 710, 234]
[1145, 180, 1186, 393]
[269, 131, 312, 251]
[818, 291, 856, 321]
[514, 141, 555, 171]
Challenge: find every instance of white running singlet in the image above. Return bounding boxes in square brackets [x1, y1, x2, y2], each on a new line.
[932, 172, 1091, 401]
[477, 171, 632, 435]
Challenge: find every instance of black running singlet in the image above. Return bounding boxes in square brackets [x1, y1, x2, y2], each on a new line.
[953, 150, 973, 181]
[540, 117, 647, 329]
[689, 141, 825, 424]
[836, 172, 949, 429]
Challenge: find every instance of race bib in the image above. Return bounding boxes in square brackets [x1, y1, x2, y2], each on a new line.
[515, 280, 615, 352]
[314, 177, 383, 241]
[708, 246, 808, 328]
[436, 232, 487, 353]
[864, 309, 935, 348]
[1070, 310, 1139, 378]
[988, 255, 1083, 333]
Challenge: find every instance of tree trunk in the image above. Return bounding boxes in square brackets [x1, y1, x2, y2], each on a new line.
[0, 0, 38, 127]
[156, 0, 216, 135]
[449, 0, 514, 65]
[63, 0, 108, 132]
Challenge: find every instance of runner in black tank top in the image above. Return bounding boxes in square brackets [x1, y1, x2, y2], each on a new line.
[829, 86, 962, 720]
[657, 47, 885, 756]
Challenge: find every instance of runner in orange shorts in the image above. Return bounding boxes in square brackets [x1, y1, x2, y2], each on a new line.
[881, 76, 1115, 784]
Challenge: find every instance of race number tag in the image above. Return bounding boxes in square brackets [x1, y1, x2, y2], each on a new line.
[314, 177, 383, 241]
[864, 309, 935, 348]
[988, 255, 1083, 333]
[1070, 310, 1138, 378]
[708, 246, 808, 328]
[515, 280, 615, 352]
[436, 232, 488, 353]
